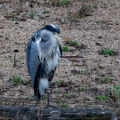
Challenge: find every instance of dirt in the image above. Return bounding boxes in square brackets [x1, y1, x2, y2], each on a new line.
[0, 0, 120, 119]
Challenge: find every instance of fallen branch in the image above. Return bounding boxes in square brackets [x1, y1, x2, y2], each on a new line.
[62, 55, 84, 58]
[0, 105, 117, 120]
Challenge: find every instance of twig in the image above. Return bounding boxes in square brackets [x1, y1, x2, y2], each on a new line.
[62, 55, 84, 58]
[13, 54, 17, 67]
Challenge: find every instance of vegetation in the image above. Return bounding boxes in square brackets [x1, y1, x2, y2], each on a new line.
[98, 48, 116, 56]
[96, 20, 107, 25]
[9, 76, 24, 85]
[83, 70, 89, 75]
[52, 89, 58, 93]
[63, 94, 70, 98]
[10, 14, 18, 21]
[80, 87, 87, 91]
[62, 46, 70, 52]
[109, 85, 120, 101]
[101, 77, 114, 83]
[26, 8, 42, 19]
[61, 103, 68, 108]
[65, 40, 82, 48]
[43, 9, 49, 14]
[57, 80, 64, 85]
[96, 95, 108, 101]
[71, 69, 80, 75]
[60, 0, 70, 6]
[42, 94, 47, 100]
[30, 94, 36, 100]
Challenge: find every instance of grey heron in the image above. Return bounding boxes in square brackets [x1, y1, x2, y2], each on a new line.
[26, 24, 62, 106]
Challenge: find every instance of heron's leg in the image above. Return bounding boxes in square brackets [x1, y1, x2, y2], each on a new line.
[44, 88, 53, 108]
[45, 89, 58, 109]
[46, 89, 50, 107]
[36, 97, 39, 105]
[44, 84, 58, 109]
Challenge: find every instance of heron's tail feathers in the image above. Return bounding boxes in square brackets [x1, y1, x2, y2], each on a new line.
[39, 78, 49, 96]
[34, 78, 49, 100]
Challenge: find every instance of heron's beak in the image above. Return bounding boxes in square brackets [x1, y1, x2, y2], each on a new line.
[53, 32, 57, 35]
[54, 34, 62, 41]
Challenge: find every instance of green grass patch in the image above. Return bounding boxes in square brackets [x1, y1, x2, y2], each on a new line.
[26, 8, 42, 19]
[71, 69, 80, 75]
[61, 103, 68, 108]
[101, 77, 114, 83]
[42, 94, 47, 100]
[96, 20, 107, 25]
[43, 9, 49, 14]
[101, 78, 109, 83]
[87, 102, 93, 106]
[83, 70, 89, 75]
[109, 85, 120, 101]
[96, 95, 108, 101]
[9, 76, 24, 85]
[63, 94, 70, 98]
[30, 94, 36, 100]
[98, 48, 116, 56]
[57, 80, 64, 85]
[67, 41, 81, 47]
[65, 40, 83, 49]
[80, 87, 87, 91]
[60, 0, 70, 6]
[10, 14, 18, 21]
[62, 46, 70, 52]
[52, 89, 58, 93]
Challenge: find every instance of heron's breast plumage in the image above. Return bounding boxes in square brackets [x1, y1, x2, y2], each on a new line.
[40, 44, 60, 75]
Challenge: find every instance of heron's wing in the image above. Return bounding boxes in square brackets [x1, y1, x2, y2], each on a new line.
[26, 40, 32, 73]
[26, 39, 40, 85]
[34, 63, 41, 99]
[26, 39, 41, 99]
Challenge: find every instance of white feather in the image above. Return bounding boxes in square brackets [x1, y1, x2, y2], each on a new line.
[35, 37, 42, 61]
[47, 53, 60, 72]
[39, 78, 49, 95]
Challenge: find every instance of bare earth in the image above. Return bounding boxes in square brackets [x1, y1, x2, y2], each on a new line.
[0, 0, 120, 119]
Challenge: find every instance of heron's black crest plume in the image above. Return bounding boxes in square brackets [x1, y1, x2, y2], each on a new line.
[43, 24, 60, 34]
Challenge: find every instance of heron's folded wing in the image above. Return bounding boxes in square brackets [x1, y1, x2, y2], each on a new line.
[26, 40, 40, 85]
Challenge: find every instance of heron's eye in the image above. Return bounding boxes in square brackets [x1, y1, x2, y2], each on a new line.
[41, 38, 47, 42]
[53, 32, 56, 35]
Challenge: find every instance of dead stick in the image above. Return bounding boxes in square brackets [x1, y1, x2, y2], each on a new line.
[62, 55, 84, 58]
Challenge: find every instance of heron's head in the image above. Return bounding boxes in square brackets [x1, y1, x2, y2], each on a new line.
[35, 24, 61, 54]
[43, 24, 60, 34]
